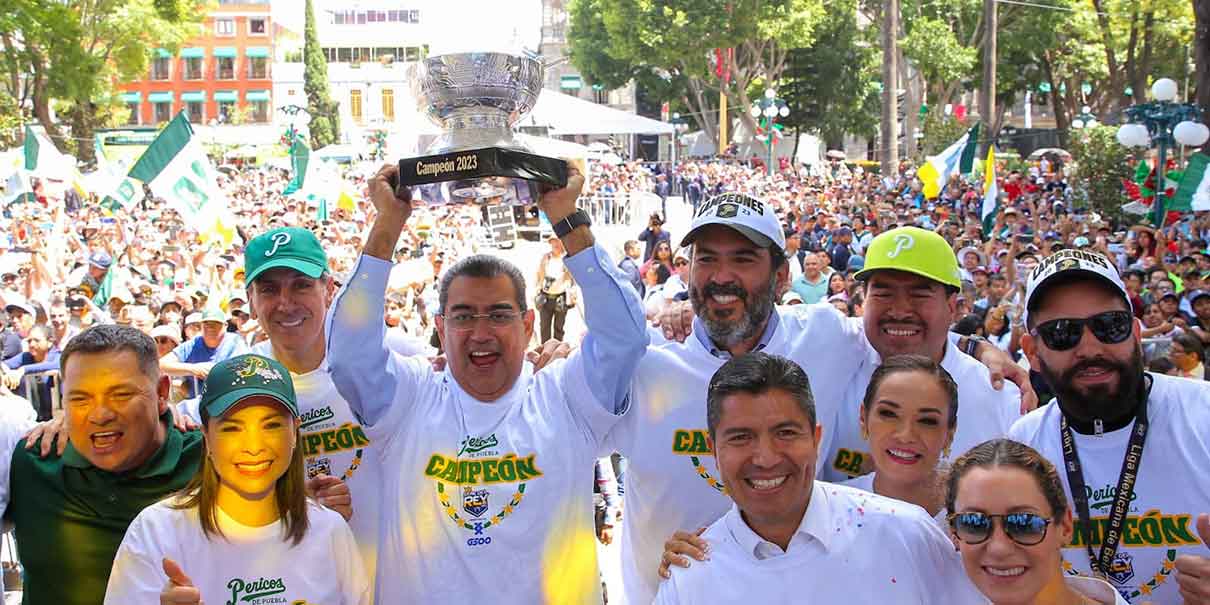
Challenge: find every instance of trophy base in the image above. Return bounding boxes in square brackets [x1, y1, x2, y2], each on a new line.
[399, 147, 568, 207]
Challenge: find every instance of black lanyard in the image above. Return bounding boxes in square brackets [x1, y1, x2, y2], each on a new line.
[1059, 382, 1150, 579]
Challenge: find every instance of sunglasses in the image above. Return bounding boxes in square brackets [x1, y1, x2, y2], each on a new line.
[949, 512, 1053, 546]
[1032, 310, 1132, 351]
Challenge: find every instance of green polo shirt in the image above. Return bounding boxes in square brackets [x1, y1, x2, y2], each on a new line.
[5, 412, 203, 605]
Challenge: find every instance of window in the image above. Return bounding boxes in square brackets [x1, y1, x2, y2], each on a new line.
[215, 18, 235, 36]
[218, 101, 235, 123]
[153, 102, 172, 124]
[186, 101, 203, 123]
[249, 17, 266, 35]
[151, 57, 171, 80]
[382, 88, 395, 121]
[337, 47, 352, 63]
[405, 46, 420, 62]
[247, 57, 268, 79]
[124, 102, 140, 126]
[350, 90, 363, 124]
[250, 101, 269, 123]
[184, 57, 203, 80]
[217, 57, 235, 80]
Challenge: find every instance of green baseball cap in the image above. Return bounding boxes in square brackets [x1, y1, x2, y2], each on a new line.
[244, 227, 328, 284]
[199, 354, 299, 420]
[854, 226, 962, 289]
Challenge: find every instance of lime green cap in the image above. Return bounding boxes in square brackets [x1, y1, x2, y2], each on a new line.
[854, 226, 962, 289]
[200, 354, 298, 420]
[244, 227, 327, 284]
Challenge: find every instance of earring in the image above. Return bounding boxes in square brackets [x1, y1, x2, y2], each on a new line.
[943, 445, 952, 459]
[860, 427, 869, 441]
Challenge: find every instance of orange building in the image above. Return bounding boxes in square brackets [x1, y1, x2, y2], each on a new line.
[119, 0, 273, 127]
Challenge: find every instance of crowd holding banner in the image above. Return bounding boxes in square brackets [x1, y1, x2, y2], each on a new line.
[0, 118, 1208, 605]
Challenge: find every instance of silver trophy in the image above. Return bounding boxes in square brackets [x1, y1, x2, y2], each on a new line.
[400, 52, 567, 205]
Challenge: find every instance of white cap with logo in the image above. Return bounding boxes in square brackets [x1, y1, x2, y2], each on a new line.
[680, 193, 786, 250]
[1024, 249, 1132, 325]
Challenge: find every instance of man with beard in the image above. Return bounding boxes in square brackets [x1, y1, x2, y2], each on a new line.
[609, 196, 1026, 605]
[1009, 249, 1210, 605]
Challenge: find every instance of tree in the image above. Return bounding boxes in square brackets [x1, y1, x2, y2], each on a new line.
[303, 0, 339, 148]
[0, 0, 202, 165]
[1068, 125, 1134, 223]
[778, 0, 880, 149]
[567, 0, 825, 148]
[920, 113, 974, 157]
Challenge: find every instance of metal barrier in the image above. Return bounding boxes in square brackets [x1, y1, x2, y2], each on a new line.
[21, 370, 59, 420]
[582, 192, 654, 227]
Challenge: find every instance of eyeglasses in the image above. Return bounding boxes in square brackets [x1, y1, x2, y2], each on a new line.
[443, 310, 521, 331]
[949, 512, 1053, 546]
[1032, 310, 1132, 351]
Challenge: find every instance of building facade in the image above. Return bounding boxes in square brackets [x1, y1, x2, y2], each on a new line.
[537, 0, 635, 113]
[119, 0, 274, 128]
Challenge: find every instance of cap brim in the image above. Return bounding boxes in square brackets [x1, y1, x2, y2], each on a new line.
[203, 387, 298, 420]
[680, 221, 775, 249]
[245, 258, 326, 284]
[1025, 268, 1132, 323]
[854, 266, 960, 289]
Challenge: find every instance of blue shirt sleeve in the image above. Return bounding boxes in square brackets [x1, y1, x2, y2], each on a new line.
[563, 243, 649, 413]
[325, 254, 411, 427]
[172, 338, 195, 361]
[11, 350, 59, 375]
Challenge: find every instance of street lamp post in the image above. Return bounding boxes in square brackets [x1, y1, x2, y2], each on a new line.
[1071, 106, 1098, 130]
[750, 89, 790, 176]
[1116, 78, 1208, 226]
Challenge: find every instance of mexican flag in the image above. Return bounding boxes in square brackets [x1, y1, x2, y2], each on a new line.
[980, 146, 1000, 234]
[1171, 153, 1210, 212]
[128, 112, 235, 246]
[917, 124, 980, 199]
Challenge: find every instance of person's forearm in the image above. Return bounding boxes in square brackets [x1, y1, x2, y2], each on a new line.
[570, 244, 648, 413]
[159, 359, 199, 376]
[364, 210, 407, 261]
[326, 254, 398, 426]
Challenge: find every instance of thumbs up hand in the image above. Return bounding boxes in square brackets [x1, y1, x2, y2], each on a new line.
[1175, 513, 1210, 604]
[160, 557, 202, 605]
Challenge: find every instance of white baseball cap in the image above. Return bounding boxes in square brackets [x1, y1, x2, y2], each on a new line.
[680, 193, 786, 251]
[150, 324, 181, 343]
[1024, 249, 1131, 325]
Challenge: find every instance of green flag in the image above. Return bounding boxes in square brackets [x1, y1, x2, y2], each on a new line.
[1172, 153, 1210, 212]
[283, 139, 310, 195]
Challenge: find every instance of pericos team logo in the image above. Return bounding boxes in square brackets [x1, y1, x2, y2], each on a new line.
[225, 576, 286, 605]
[671, 429, 727, 494]
[425, 434, 544, 547]
[299, 403, 369, 482]
[1062, 508, 1203, 602]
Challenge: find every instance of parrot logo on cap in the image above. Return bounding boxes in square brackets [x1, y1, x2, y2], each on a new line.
[886, 233, 915, 259]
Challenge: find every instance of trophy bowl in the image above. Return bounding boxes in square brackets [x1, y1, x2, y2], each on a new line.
[401, 52, 568, 206]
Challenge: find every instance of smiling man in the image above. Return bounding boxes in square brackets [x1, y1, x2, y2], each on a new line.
[1009, 249, 1210, 605]
[326, 163, 647, 604]
[822, 227, 1021, 482]
[4, 324, 203, 604]
[654, 353, 982, 604]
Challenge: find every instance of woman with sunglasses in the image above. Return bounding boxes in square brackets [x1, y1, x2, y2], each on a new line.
[104, 354, 369, 605]
[947, 438, 1127, 604]
[842, 355, 956, 524]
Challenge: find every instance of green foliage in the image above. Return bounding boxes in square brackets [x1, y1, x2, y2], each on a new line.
[778, 0, 879, 147]
[920, 113, 972, 157]
[1068, 125, 1134, 223]
[899, 17, 977, 86]
[303, 0, 339, 148]
[0, 93, 23, 149]
[0, 0, 203, 165]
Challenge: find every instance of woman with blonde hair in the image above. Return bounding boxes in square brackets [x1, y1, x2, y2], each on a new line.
[105, 354, 369, 605]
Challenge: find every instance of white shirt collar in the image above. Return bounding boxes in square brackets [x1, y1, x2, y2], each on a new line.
[724, 480, 833, 560]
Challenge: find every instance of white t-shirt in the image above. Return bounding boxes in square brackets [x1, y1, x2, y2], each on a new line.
[104, 499, 369, 605]
[1009, 373, 1210, 605]
[608, 302, 866, 605]
[251, 341, 383, 602]
[0, 394, 37, 593]
[357, 353, 620, 604]
[839, 472, 948, 527]
[822, 338, 1022, 482]
[1067, 576, 1131, 604]
[653, 482, 984, 605]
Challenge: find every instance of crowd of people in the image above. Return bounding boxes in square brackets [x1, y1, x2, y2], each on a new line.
[0, 145, 1206, 605]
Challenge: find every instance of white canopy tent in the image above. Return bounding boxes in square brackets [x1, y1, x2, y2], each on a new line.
[522, 89, 674, 136]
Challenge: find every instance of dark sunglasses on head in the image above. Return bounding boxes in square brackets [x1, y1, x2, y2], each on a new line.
[949, 512, 1052, 546]
[1032, 310, 1132, 351]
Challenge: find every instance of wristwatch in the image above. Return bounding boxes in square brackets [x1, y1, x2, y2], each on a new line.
[552, 209, 592, 238]
[962, 335, 990, 357]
